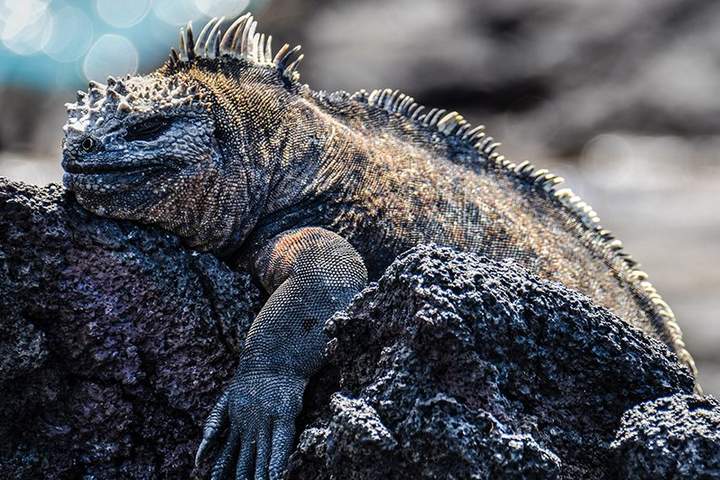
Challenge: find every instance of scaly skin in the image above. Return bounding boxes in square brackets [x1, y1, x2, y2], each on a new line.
[60, 14, 699, 480]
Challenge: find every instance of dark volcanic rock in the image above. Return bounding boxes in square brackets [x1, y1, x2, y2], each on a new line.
[0, 178, 262, 479]
[611, 393, 720, 479]
[289, 245, 709, 480]
[1, 179, 718, 479]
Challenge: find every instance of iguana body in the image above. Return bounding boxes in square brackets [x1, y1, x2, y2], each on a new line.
[60, 14, 698, 480]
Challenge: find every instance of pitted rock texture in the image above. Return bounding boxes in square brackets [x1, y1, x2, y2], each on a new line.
[289, 245, 715, 480]
[0, 178, 262, 479]
[1, 180, 718, 479]
[611, 393, 720, 479]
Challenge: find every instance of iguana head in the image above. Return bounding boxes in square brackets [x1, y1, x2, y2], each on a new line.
[61, 15, 305, 252]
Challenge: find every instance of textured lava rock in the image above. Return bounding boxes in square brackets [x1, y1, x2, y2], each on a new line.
[1, 179, 718, 479]
[288, 245, 715, 480]
[611, 394, 720, 479]
[0, 178, 262, 478]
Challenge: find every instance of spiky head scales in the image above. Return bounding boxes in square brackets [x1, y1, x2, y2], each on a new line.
[167, 13, 304, 83]
[63, 13, 304, 143]
[63, 75, 208, 144]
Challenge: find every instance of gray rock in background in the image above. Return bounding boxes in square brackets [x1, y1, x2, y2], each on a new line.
[289, 0, 720, 156]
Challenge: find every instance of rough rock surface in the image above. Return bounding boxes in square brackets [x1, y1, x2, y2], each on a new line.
[0, 178, 262, 478]
[611, 394, 720, 479]
[288, 245, 716, 480]
[1, 179, 718, 479]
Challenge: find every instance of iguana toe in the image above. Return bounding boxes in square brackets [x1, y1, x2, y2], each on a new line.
[210, 429, 240, 480]
[197, 390, 230, 467]
[268, 421, 295, 480]
[251, 427, 270, 480]
[234, 431, 254, 479]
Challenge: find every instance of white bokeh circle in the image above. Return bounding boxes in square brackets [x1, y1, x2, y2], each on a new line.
[96, 0, 151, 28]
[152, 0, 204, 26]
[43, 6, 94, 62]
[194, 0, 250, 19]
[0, 0, 53, 55]
[83, 34, 139, 81]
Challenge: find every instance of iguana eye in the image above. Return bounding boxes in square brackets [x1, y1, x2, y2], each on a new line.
[126, 117, 170, 141]
[81, 137, 96, 151]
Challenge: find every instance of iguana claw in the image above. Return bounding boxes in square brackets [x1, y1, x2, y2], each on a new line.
[197, 373, 304, 480]
[196, 390, 230, 467]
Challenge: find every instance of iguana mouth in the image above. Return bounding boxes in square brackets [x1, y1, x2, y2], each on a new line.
[63, 163, 167, 193]
[63, 159, 162, 175]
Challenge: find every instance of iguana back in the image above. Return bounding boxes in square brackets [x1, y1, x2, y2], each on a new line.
[279, 87, 697, 382]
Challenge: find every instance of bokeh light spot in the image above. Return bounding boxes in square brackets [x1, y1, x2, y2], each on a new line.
[194, 0, 250, 18]
[83, 34, 139, 81]
[0, 0, 53, 55]
[152, 0, 204, 26]
[96, 0, 150, 28]
[43, 6, 93, 62]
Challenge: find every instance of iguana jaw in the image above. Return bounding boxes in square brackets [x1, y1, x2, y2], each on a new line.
[63, 158, 172, 194]
[64, 167, 164, 193]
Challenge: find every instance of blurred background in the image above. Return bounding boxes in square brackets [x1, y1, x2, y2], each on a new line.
[0, 0, 718, 394]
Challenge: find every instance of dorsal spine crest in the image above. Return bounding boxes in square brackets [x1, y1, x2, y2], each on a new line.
[170, 14, 304, 83]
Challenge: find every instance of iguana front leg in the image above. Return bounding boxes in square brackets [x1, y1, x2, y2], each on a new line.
[196, 227, 367, 479]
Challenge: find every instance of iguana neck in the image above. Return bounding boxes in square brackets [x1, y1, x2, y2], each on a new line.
[260, 96, 369, 221]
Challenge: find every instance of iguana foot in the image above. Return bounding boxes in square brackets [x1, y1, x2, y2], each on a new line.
[196, 372, 305, 480]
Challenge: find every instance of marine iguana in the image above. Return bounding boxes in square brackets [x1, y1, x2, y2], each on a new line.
[60, 13, 699, 480]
